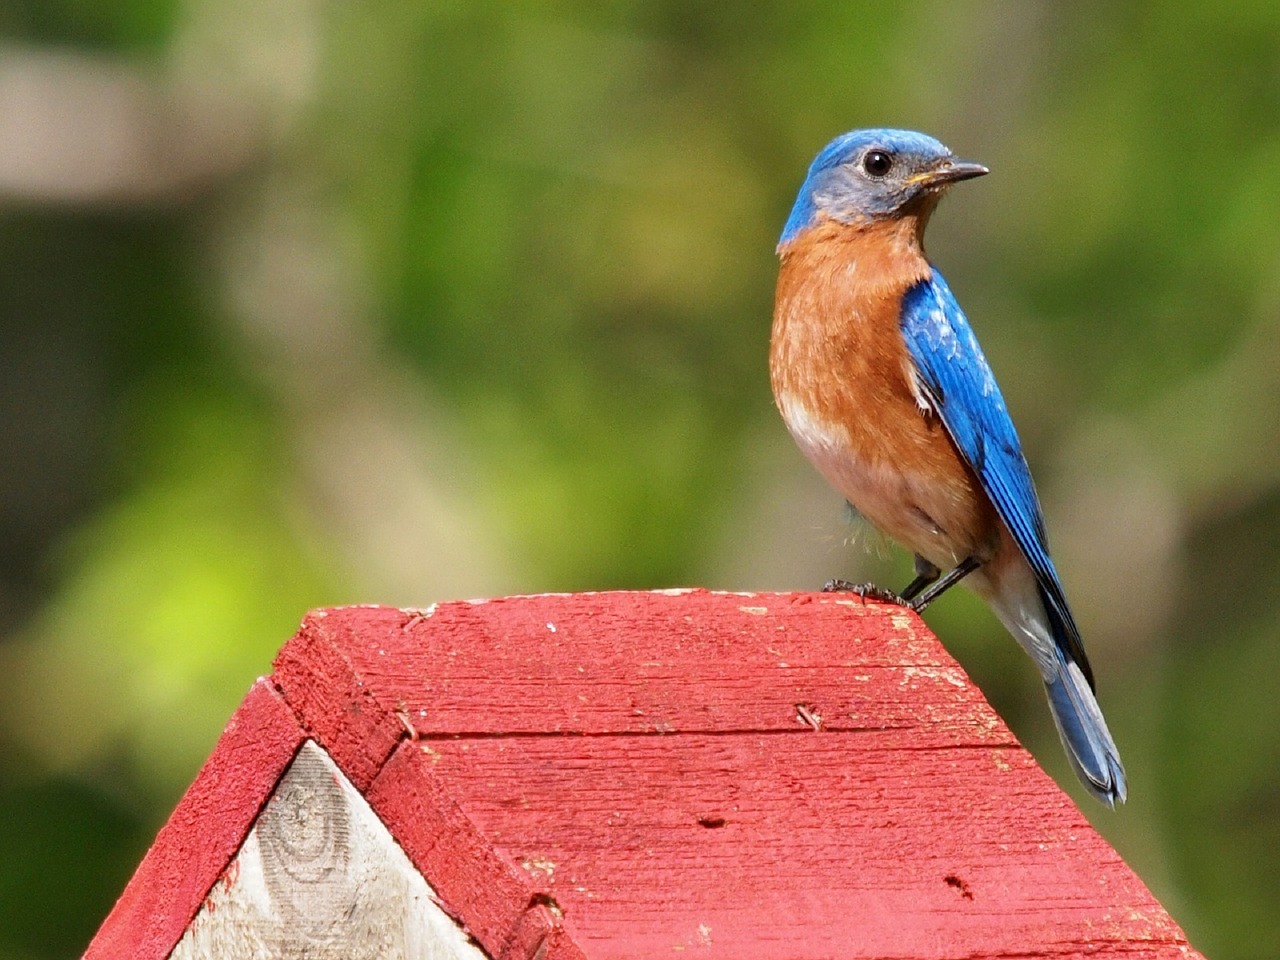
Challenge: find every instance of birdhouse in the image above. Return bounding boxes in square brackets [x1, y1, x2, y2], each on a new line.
[85, 590, 1201, 959]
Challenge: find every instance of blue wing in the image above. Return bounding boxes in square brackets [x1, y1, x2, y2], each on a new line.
[900, 269, 1092, 683]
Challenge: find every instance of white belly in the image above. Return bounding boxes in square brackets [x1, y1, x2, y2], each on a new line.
[777, 392, 960, 567]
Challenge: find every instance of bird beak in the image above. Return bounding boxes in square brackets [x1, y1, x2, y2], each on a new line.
[909, 159, 989, 188]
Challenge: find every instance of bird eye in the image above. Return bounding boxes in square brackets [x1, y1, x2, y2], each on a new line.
[862, 150, 893, 178]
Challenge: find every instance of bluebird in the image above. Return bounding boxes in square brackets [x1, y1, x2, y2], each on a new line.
[771, 128, 1126, 806]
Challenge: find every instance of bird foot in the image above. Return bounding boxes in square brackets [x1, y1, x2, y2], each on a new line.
[821, 579, 913, 608]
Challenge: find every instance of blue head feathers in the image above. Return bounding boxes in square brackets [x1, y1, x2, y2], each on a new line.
[779, 128, 987, 247]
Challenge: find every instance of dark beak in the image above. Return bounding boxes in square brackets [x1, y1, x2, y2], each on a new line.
[914, 159, 989, 187]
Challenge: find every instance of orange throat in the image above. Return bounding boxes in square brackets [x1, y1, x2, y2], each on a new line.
[770, 214, 933, 427]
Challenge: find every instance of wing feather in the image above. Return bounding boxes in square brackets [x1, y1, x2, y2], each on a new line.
[900, 270, 1093, 685]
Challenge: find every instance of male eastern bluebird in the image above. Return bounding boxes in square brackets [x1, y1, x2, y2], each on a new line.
[771, 128, 1126, 806]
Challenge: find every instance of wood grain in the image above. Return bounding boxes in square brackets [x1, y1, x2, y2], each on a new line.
[277, 592, 1015, 746]
[170, 741, 488, 960]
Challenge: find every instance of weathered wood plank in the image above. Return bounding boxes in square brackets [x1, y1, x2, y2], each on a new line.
[85, 679, 306, 960]
[405, 733, 1164, 959]
[364, 739, 556, 960]
[170, 741, 488, 960]
[276, 592, 1016, 747]
[365, 739, 589, 960]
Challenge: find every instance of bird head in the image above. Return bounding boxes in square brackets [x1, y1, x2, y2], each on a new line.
[779, 128, 987, 247]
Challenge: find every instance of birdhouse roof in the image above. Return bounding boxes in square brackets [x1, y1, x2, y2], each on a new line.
[87, 590, 1201, 959]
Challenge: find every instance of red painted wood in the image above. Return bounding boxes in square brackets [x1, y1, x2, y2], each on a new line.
[84, 678, 306, 960]
[274, 592, 1018, 748]
[498, 903, 585, 960]
[271, 605, 410, 790]
[366, 740, 587, 960]
[412, 733, 1131, 958]
[270, 591, 1202, 960]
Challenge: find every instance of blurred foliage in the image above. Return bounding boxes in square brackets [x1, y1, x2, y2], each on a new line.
[0, 1, 1278, 957]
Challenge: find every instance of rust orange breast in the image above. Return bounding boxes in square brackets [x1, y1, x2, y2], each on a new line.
[770, 215, 998, 563]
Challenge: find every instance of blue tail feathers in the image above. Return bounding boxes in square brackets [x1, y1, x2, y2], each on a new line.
[1043, 653, 1127, 807]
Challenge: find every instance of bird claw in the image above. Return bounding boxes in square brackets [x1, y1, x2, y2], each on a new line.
[821, 579, 913, 608]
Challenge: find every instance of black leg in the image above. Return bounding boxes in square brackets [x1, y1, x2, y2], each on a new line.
[908, 555, 983, 612]
[899, 555, 941, 602]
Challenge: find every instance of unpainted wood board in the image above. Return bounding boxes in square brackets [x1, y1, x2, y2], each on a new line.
[171, 741, 489, 960]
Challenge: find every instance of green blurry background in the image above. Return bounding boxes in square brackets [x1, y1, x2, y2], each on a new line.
[1, 2, 1277, 957]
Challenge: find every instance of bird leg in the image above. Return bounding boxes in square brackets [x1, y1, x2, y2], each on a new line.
[898, 555, 942, 602]
[823, 554, 982, 613]
[906, 555, 982, 611]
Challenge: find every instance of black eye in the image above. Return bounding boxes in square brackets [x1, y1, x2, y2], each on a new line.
[863, 150, 893, 178]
